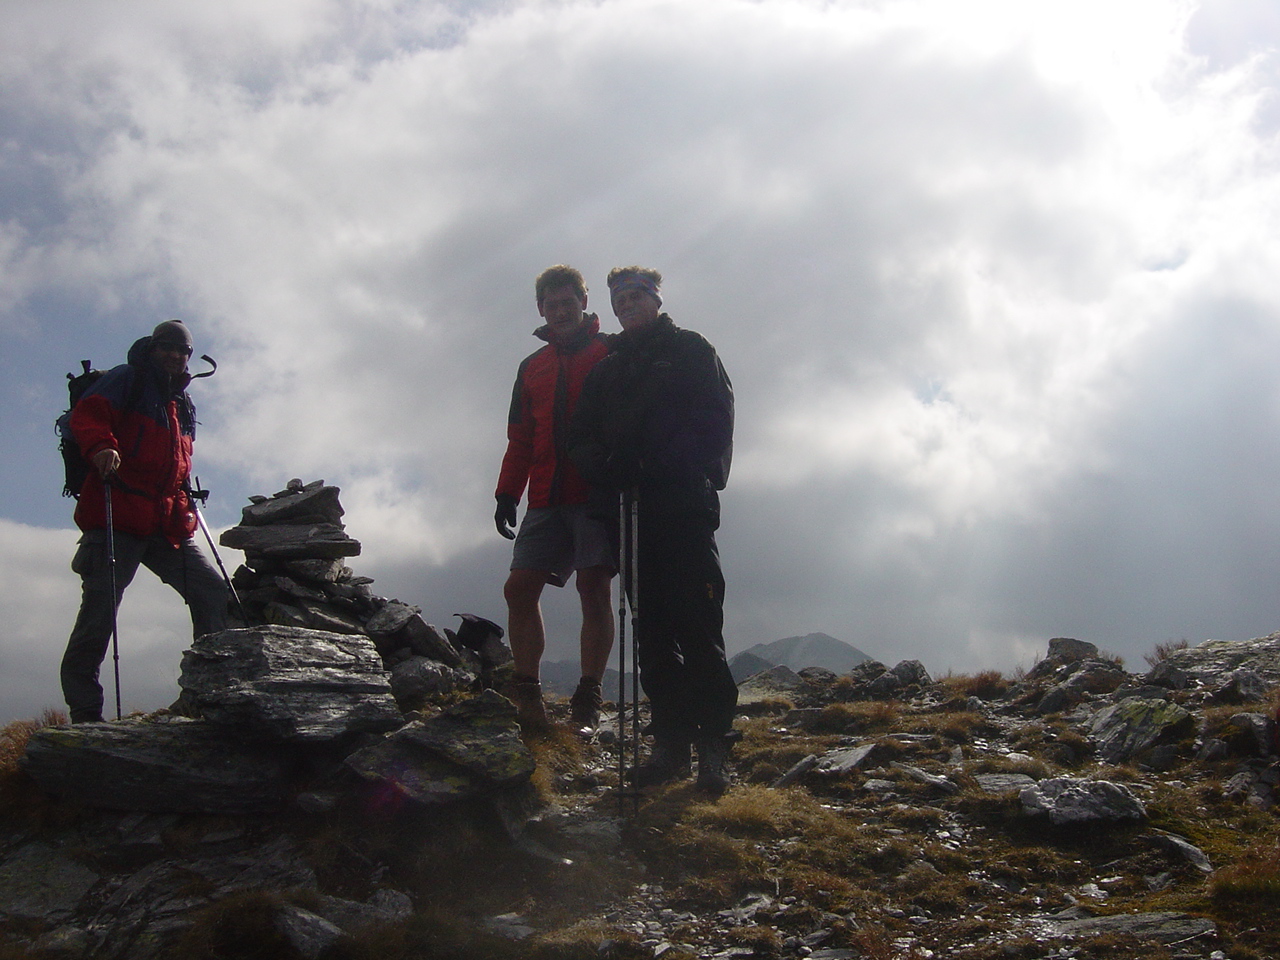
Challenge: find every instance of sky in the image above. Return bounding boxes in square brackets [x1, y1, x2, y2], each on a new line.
[3, 0, 1280, 724]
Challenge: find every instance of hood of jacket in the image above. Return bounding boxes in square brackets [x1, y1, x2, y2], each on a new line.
[533, 313, 602, 351]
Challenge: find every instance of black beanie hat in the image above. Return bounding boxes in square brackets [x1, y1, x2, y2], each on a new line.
[151, 319, 193, 350]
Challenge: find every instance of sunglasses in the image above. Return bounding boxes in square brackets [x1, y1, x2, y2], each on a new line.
[155, 342, 193, 356]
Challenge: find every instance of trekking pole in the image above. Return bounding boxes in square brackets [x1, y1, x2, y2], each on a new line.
[617, 489, 629, 815]
[629, 486, 641, 812]
[104, 480, 123, 721]
[187, 478, 247, 622]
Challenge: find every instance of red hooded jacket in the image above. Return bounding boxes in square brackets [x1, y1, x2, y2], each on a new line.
[70, 337, 199, 545]
[496, 316, 609, 509]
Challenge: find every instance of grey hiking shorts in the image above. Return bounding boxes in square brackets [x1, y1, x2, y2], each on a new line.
[510, 504, 615, 587]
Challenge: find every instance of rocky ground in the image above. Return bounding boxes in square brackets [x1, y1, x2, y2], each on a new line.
[3, 634, 1280, 960]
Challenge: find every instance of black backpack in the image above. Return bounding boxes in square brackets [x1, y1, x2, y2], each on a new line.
[55, 361, 139, 499]
[56, 353, 216, 499]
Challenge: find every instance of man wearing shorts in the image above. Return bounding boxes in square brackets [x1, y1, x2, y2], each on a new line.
[495, 264, 615, 732]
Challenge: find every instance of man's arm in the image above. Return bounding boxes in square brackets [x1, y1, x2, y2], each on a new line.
[643, 334, 734, 487]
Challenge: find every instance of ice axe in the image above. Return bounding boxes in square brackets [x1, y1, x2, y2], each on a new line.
[187, 478, 247, 622]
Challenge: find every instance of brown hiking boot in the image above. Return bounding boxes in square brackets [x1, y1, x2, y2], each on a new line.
[568, 676, 603, 737]
[501, 676, 549, 729]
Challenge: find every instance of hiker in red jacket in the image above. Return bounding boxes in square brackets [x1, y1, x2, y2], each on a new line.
[495, 265, 616, 734]
[62, 320, 228, 723]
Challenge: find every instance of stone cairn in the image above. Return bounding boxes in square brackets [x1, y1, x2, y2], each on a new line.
[218, 478, 510, 710]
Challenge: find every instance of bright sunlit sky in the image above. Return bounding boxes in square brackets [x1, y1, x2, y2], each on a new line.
[3, 0, 1280, 723]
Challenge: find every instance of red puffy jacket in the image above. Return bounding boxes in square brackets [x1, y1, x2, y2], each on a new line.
[70, 337, 198, 545]
[496, 317, 609, 509]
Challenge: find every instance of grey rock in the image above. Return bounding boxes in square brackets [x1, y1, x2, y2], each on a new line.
[402, 614, 464, 667]
[365, 600, 421, 636]
[773, 754, 820, 787]
[1048, 637, 1099, 661]
[866, 672, 903, 698]
[21, 718, 291, 814]
[890, 761, 959, 794]
[1145, 660, 1190, 690]
[274, 903, 343, 959]
[1020, 778, 1147, 825]
[1036, 683, 1081, 715]
[1087, 698, 1195, 764]
[240, 483, 344, 527]
[1148, 830, 1213, 873]
[285, 558, 351, 582]
[1052, 911, 1215, 945]
[345, 690, 535, 806]
[1141, 744, 1182, 772]
[890, 659, 932, 686]
[178, 626, 403, 742]
[312, 890, 413, 931]
[273, 576, 329, 603]
[1197, 738, 1230, 761]
[389, 656, 475, 707]
[220, 523, 361, 559]
[264, 600, 310, 628]
[485, 912, 536, 939]
[1210, 667, 1271, 704]
[848, 659, 887, 681]
[1229, 712, 1275, 756]
[30, 924, 94, 959]
[297, 600, 368, 635]
[1063, 659, 1128, 694]
[1159, 634, 1280, 685]
[738, 664, 804, 704]
[813, 743, 879, 775]
[975, 773, 1038, 794]
[0, 843, 99, 921]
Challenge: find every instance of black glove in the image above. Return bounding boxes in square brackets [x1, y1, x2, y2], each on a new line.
[495, 494, 518, 540]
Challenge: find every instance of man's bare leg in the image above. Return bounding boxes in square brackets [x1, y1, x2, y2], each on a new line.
[503, 567, 550, 725]
[570, 565, 615, 734]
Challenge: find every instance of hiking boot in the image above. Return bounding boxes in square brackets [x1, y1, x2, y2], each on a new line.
[629, 738, 692, 788]
[696, 731, 741, 796]
[568, 677, 603, 737]
[501, 676, 549, 729]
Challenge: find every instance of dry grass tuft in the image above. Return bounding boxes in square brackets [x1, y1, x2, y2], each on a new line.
[1212, 845, 1280, 904]
[0, 709, 67, 822]
[805, 700, 903, 735]
[937, 670, 1010, 700]
[1144, 638, 1190, 668]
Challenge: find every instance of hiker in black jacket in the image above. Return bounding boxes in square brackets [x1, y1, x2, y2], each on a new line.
[569, 266, 737, 792]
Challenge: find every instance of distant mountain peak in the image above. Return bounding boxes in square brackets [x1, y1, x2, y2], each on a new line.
[731, 632, 871, 677]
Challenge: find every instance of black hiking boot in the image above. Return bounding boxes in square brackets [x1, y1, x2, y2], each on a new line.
[696, 731, 741, 796]
[568, 676, 603, 738]
[629, 738, 692, 788]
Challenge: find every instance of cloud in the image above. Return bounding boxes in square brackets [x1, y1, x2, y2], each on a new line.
[0, 520, 199, 724]
[4, 0, 1280, 721]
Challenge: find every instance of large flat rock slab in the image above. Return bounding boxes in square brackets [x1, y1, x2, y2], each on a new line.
[21, 717, 291, 814]
[178, 626, 403, 742]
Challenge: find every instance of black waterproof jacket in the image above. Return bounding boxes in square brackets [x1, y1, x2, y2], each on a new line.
[569, 314, 733, 523]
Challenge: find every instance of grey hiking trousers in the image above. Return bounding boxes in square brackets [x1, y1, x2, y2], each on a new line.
[61, 529, 228, 722]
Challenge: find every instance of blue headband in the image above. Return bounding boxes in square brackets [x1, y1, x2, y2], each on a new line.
[608, 274, 662, 307]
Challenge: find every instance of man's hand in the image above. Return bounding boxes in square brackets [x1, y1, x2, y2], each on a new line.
[92, 449, 120, 478]
[495, 494, 518, 540]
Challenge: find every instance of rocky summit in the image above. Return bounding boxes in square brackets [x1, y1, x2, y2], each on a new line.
[2, 485, 1280, 959]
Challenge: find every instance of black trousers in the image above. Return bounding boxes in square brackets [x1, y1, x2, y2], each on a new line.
[62, 530, 228, 722]
[632, 509, 738, 742]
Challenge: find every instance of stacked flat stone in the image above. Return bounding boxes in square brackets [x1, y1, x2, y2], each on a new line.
[218, 479, 508, 709]
[220, 478, 369, 634]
